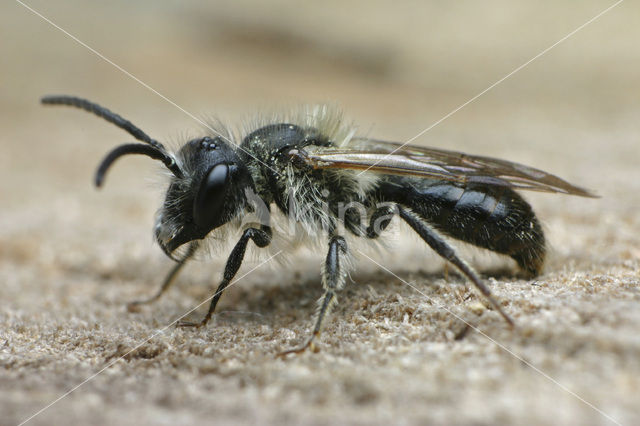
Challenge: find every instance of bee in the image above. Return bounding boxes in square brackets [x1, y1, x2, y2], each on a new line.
[42, 95, 595, 354]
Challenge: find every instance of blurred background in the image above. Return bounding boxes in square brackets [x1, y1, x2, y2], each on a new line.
[2, 1, 639, 425]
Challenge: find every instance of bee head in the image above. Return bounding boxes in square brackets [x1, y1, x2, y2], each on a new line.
[40, 96, 256, 259]
[155, 136, 254, 258]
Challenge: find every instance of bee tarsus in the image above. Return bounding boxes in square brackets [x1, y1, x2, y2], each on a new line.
[127, 242, 197, 311]
[177, 225, 272, 328]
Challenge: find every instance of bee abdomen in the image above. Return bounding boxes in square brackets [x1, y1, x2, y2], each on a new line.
[379, 178, 545, 276]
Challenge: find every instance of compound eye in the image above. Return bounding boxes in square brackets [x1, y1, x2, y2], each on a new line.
[193, 164, 229, 229]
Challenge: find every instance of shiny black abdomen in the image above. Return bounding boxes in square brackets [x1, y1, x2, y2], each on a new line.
[378, 176, 545, 275]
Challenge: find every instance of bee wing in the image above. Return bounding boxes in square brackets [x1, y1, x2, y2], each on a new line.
[294, 138, 597, 197]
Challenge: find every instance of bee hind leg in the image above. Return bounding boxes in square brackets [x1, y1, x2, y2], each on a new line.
[278, 235, 348, 357]
[398, 206, 515, 326]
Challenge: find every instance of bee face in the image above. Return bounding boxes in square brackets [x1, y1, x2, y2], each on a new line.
[155, 136, 253, 258]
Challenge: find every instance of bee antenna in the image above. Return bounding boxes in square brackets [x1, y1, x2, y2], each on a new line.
[95, 143, 183, 187]
[41, 95, 167, 152]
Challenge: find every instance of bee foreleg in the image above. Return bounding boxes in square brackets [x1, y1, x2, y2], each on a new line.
[177, 226, 271, 328]
[127, 241, 198, 311]
[398, 207, 515, 326]
[278, 235, 348, 356]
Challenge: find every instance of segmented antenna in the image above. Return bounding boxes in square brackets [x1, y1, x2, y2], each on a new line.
[41, 95, 183, 184]
[42, 95, 159, 147]
[94, 143, 181, 187]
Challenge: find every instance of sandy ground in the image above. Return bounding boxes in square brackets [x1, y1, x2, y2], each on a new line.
[2, 1, 639, 425]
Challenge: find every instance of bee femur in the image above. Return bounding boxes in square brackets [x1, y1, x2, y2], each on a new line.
[41, 95, 183, 185]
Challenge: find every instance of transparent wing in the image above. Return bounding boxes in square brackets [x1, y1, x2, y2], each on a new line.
[292, 138, 596, 197]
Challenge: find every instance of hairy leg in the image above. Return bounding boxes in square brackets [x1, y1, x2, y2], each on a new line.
[398, 206, 514, 326]
[279, 235, 349, 355]
[178, 226, 271, 328]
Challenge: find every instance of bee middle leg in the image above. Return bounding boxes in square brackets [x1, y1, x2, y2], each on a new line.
[279, 235, 349, 356]
[177, 226, 271, 328]
[365, 204, 396, 238]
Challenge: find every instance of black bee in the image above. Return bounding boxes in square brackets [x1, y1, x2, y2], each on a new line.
[42, 95, 595, 354]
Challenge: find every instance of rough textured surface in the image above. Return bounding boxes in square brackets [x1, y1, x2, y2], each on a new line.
[2, 1, 639, 425]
